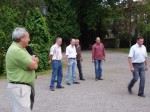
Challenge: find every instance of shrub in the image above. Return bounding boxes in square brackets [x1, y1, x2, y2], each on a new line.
[25, 7, 53, 71]
[0, 7, 20, 76]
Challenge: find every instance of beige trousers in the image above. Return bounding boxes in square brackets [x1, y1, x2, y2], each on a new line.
[7, 83, 31, 112]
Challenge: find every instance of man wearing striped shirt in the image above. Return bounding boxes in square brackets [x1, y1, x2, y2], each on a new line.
[49, 37, 64, 91]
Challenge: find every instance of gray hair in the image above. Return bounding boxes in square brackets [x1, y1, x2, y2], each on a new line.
[12, 27, 27, 42]
[56, 37, 62, 41]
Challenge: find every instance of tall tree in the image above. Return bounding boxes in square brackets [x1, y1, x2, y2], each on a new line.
[45, 0, 80, 45]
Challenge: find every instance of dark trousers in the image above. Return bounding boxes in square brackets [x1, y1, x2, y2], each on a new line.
[128, 63, 146, 95]
[30, 84, 35, 110]
[77, 60, 84, 79]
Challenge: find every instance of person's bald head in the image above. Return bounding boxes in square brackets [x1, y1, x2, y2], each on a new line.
[70, 38, 76, 46]
[96, 37, 101, 44]
[56, 37, 62, 46]
[75, 39, 80, 45]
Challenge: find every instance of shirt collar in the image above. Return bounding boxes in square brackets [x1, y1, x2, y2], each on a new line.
[136, 43, 142, 48]
[55, 43, 60, 47]
[96, 43, 101, 46]
[12, 42, 23, 49]
[70, 44, 75, 48]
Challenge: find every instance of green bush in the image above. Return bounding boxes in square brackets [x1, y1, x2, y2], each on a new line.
[25, 7, 53, 71]
[0, 30, 6, 75]
[0, 7, 21, 76]
[45, 0, 80, 40]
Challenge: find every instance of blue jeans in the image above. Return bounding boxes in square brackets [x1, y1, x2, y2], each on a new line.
[50, 60, 63, 88]
[94, 60, 102, 78]
[66, 59, 77, 83]
[128, 63, 145, 95]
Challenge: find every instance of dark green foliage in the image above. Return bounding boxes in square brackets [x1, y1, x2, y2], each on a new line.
[1, 0, 150, 76]
[0, 6, 21, 75]
[0, 1, 53, 75]
[45, 0, 80, 40]
[25, 7, 52, 71]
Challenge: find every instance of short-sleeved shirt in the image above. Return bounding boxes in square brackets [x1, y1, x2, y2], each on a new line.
[6, 42, 35, 84]
[50, 43, 62, 60]
[66, 45, 77, 58]
[128, 43, 147, 63]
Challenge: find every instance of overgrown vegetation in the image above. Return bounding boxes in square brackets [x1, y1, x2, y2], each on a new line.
[0, 0, 150, 76]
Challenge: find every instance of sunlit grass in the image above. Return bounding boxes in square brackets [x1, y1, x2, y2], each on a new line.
[106, 48, 130, 53]
[107, 48, 150, 55]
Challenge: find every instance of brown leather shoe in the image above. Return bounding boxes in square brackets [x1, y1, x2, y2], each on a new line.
[98, 78, 103, 80]
[56, 86, 65, 89]
[95, 78, 99, 81]
[138, 94, 145, 98]
[73, 82, 80, 84]
[50, 88, 55, 91]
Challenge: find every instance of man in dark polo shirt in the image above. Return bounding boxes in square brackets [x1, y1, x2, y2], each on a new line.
[6, 27, 39, 112]
[75, 39, 85, 80]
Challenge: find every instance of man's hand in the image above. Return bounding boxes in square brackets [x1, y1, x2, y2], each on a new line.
[67, 62, 70, 66]
[80, 57, 83, 61]
[145, 66, 148, 71]
[49, 60, 52, 64]
[32, 55, 39, 63]
[103, 57, 106, 61]
[92, 60, 94, 63]
[130, 67, 134, 73]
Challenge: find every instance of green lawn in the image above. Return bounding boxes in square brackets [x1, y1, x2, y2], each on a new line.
[107, 48, 150, 55]
[106, 48, 130, 53]
[0, 62, 67, 78]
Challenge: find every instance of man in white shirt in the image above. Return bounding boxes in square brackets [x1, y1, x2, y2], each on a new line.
[66, 39, 80, 85]
[128, 36, 148, 97]
[49, 37, 64, 91]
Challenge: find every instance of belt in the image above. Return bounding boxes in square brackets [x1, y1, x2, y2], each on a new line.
[69, 58, 75, 59]
[133, 62, 144, 64]
[9, 82, 31, 86]
[52, 60, 61, 61]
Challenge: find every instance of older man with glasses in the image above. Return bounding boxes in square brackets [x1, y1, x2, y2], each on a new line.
[6, 27, 39, 112]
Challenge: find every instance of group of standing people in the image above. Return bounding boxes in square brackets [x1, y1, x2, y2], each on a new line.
[49, 37, 106, 91]
[5, 27, 148, 112]
[49, 38, 86, 91]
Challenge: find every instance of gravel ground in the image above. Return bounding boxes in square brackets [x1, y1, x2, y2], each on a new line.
[0, 51, 150, 112]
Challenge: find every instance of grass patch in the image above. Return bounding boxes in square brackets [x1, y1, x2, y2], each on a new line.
[106, 48, 130, 53]
[36, 69, 51, 76]
[0, 75, 6, 79]
[0, 62, 68, 79]
[107, 48, 150, 55]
